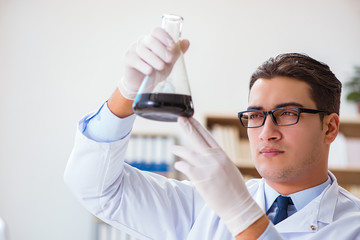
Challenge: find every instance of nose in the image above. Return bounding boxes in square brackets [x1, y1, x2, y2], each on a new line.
[258, 114, 281, 142]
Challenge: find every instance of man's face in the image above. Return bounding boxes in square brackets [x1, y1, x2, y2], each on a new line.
[248, 76, 328, 191]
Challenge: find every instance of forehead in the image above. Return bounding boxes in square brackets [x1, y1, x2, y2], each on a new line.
[248, 76, 316, 109]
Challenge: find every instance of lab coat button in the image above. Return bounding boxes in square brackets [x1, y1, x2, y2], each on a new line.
[310, 225, 316, 231]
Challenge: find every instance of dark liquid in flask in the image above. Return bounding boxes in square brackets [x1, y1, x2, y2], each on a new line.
[133, 93, 194, 122]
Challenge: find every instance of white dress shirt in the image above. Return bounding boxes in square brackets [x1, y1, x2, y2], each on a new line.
[64, 103, 360, 240]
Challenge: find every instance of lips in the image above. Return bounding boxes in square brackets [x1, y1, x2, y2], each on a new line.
[260, 147, 284, 157]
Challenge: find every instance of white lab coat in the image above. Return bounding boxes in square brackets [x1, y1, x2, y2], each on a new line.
[64, 125, 360, 240]
[0, 217, 7, 240]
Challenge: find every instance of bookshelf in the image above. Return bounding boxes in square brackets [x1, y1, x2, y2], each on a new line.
[205, 114, 360, 187]
[94, 133, 178, 240]
[124, 133, 178, 177]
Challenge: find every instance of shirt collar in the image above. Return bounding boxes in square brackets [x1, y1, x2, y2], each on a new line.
[264, 176, 332, 212]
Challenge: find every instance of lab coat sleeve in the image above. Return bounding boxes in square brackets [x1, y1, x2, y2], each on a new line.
[64, 122, 201, 239]
[258, 222, 283, 240]
[81, 102, 136, 142]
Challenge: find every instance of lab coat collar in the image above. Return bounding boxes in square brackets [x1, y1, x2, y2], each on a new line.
[253, 171, 338, 233]
[317, 171, 338, 224]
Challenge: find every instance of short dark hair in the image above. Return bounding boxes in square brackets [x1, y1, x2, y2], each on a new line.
[250, 53, 342, 115]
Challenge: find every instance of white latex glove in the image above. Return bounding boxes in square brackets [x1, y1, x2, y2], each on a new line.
[118, 27, 190, 100]
[171, 117, 264, 236]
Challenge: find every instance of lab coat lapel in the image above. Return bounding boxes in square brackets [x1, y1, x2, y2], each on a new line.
[275, 196, 321, 233]
[317, 171, 337, 224]
[275, 171, 338, 233]
[253, 179, 266, 212]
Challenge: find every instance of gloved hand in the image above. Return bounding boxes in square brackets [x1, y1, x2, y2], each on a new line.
[118, 27, 190, 100]
[171, 117, 265, 236]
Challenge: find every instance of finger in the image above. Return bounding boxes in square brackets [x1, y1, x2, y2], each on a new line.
[136, 41, 167, 71]
[171, 145, 212, 166]
[177, 117, 211, 150]
[151, 27, 175, 48]
[179, 39, 190, 54]
[178, 117, 220, 150]
[188, 117, 220, 148]
[174, 160, 192, 176]
[174, 160, 216, 185]
[170, 145, 196, 163]
[143, 35, 174, 64]
[124, 45, 153, 76]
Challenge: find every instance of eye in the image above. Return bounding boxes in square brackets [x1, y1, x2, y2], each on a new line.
[279, 109, 298, 117]
[249, 112, 263, 119]
[282, 111, 296, 116]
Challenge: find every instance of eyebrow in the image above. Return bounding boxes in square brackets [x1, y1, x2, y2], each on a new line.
[247, 102, 305, 110]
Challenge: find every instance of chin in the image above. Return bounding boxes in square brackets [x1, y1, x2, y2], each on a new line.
[255, 163, 294, 183]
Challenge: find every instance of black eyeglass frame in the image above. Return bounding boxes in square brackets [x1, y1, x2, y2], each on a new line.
[237, 107, 331, 128]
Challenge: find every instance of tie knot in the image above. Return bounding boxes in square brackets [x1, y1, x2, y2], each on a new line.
[276, 195, 293, 208]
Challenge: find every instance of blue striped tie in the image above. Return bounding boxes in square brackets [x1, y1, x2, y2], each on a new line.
[272, 196, 293, 225]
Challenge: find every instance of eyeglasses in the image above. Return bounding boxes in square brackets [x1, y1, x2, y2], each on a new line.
[238, 107, 330, 128]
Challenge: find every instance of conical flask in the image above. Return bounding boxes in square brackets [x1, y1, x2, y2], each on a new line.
[133, 14, 194, 122]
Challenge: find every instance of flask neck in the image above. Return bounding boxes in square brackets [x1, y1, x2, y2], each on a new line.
[161, 14, 183, 42]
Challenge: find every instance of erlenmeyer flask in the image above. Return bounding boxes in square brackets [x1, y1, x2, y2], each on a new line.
[133, 14, 194, 122]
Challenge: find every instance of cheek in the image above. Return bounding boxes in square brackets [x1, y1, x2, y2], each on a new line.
[247, 130, 260, 153]
[294, 122, 323, 145]
[296, 130, 323, 154]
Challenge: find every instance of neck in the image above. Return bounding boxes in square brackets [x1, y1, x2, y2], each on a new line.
[266, 174, 328, 195]
[265, 168, 328, 195]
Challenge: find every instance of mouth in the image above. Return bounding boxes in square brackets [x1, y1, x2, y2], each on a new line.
[259, 148, 284, 157]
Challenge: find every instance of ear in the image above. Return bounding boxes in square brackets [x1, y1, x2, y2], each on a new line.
[323, 113, 340, 144]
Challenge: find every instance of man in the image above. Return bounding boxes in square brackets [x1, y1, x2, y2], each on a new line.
[64, 28, 360, 239]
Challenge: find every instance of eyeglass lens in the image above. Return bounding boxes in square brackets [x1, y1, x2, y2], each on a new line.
[241, 108, 299, 127]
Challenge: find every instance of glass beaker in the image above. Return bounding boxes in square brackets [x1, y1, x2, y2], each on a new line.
[132, 14, 194, 122]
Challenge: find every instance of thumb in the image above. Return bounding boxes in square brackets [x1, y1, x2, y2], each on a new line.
[180, 39, 190, 54]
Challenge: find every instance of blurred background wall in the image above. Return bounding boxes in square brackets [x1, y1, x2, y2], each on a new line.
[0, 0, 360, 239]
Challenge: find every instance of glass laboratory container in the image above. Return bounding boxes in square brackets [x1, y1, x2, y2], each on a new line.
[132, 14, 194, 122]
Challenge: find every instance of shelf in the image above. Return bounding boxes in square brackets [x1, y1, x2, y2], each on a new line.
[206, 114, 248, 139]
[339, 118, 360, 138]
[328, 167, 360, 186]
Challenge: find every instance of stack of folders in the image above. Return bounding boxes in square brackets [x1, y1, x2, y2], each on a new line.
[96, 221, 140, 240]
[329, 132, 360, 169]
[210, 124, 252, 167]
[124, 134, 176, 175]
